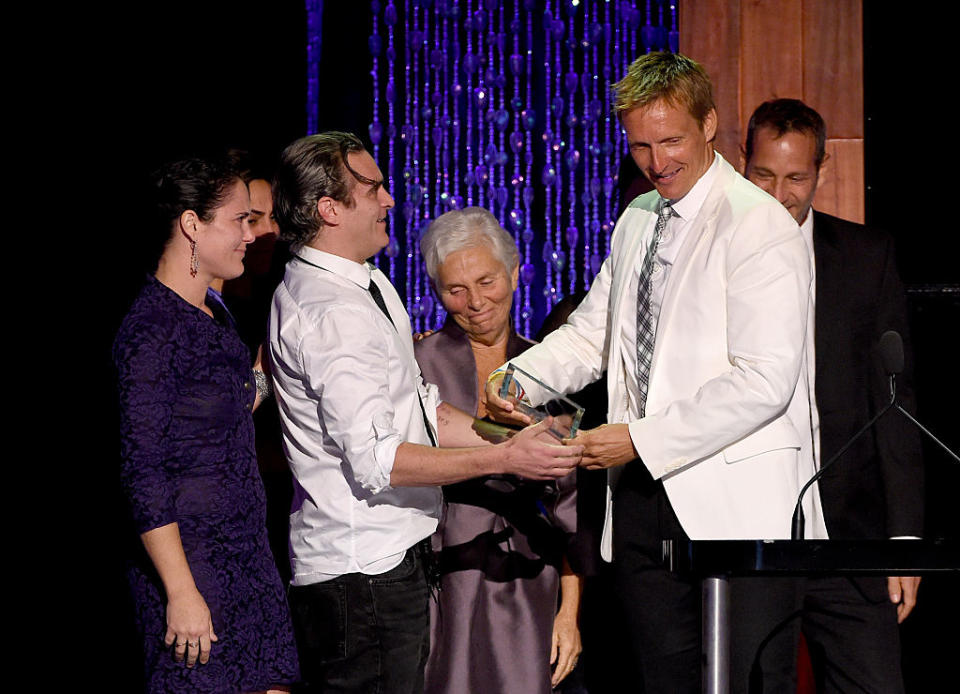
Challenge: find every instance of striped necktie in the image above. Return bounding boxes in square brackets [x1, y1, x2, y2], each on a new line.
[635, 199, 674, 416]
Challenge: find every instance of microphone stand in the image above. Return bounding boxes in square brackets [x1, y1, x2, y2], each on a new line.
[792, 371, 960, 540]
[892, 403, 960, 465]
[791, 376, 896, 540]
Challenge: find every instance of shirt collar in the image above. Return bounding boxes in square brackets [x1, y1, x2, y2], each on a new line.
[296, 246, 373, 290]
[665, 150, 721, 221]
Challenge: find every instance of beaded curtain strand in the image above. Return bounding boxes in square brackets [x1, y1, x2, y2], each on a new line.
[306, 0, 323, 135]
[330, 0, 677, 335]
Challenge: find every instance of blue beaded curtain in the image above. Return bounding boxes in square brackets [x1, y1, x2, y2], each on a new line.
[308, 0, 678, 335]
[306, 0, 324, 136]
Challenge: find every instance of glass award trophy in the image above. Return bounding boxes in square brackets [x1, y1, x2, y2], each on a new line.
[498, 362, 586, 440]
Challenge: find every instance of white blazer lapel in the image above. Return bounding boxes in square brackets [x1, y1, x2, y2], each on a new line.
[649, 162, 732, 387]
[609, 201, 659, 350]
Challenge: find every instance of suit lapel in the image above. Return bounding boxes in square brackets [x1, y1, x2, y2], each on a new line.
[609, 201, 657, 364]
[651, 158, 732, 378]
[812, 211, 842, 380]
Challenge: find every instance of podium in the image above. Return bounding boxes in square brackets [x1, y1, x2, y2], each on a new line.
[666, 539, 960, 694]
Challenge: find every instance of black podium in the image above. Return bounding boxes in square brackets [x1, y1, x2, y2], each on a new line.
[666, 539, 960, 694]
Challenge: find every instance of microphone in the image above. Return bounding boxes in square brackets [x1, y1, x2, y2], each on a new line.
[791, 330, 960, 540]
[880, 330, 904, 376]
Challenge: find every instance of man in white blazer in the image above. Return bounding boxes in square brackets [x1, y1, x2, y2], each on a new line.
[486, 53, 826, 692]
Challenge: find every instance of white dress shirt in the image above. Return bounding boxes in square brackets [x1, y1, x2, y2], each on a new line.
[799, 210, 821, 471]
[269, 246, 442, 585]
[619, 153, 721, 431]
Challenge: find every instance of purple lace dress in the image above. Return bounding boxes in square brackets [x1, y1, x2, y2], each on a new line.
[115, 276, 299, 693]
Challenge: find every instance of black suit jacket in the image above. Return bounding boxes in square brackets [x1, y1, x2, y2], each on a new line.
[813, 210, 924, 538]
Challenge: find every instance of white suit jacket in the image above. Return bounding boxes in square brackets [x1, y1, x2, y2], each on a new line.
[511, 154, 827, 559]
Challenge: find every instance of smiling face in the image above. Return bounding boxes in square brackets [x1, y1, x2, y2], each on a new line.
[745, 126, 821, 225]
[623, 98, 717, 201]
[435, 243, 518, 346]
[195, 179, 253, 281]
[335, 150, 395, 262]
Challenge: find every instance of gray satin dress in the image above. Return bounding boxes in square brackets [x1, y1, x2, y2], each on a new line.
[415, 319, 579, 694]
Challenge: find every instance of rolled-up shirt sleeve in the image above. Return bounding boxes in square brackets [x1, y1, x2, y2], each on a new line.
[300, 304, 403, 494]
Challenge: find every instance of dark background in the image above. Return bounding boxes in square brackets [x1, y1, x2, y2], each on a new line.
[73, 1, 956, 689]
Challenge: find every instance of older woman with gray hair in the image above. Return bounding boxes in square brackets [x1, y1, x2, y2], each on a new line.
[415, 207, 583, 694]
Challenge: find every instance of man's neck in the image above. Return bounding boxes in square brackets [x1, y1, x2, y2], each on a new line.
[305, 236, 370, 266]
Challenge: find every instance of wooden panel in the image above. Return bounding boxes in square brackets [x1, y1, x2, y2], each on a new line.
[802, 0, 863, 138]
[681, 0, 863, 222]
[814, 138, 864, 223]
[680, 0, 742, 164]
[741, 0, 804, 128]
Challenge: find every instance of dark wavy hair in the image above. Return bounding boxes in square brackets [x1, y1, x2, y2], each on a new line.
[272, 131, 372, 250]
[227, 147, 276, 184]
[746, 98, 827, 169]
[146, 154, 242, 271]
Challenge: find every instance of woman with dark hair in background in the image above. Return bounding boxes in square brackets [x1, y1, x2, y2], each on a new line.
[114, 155, 299, 693]
[415, 207, 583, 694]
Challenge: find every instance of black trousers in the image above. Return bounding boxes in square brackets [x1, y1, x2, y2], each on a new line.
[613, 462, 700, 694]
[730, 575, 904, 694]
[612, 461, 811, 694]
[289, 546, 431, 694]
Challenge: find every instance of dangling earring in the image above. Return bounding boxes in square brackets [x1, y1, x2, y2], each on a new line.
[181, 224, 199, 278]
[189, 238, 199, 278]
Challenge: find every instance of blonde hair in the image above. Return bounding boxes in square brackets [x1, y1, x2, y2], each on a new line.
[612, 52, 715, 125]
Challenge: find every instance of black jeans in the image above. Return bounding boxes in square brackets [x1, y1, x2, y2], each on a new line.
[289, 547, 430, 694]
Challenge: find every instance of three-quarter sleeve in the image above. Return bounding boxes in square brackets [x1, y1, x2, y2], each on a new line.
[115, 319, 178, 533]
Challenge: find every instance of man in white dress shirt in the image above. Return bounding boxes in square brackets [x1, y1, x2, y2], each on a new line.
[485, 53, 821, 692]
[268, 131, 582, 693]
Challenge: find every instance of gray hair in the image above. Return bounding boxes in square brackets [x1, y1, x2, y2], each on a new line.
[420, 207, 520, 282]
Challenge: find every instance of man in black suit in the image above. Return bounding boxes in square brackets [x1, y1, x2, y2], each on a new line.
[744, 98, 924, 693]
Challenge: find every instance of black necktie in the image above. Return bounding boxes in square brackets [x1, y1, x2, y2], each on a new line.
[367, 278, 396, 330]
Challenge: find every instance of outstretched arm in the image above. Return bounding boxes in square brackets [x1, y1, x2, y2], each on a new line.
[390, 405, 583, 486]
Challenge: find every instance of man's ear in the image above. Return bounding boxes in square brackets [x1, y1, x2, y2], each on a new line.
[316, 197, 339, 226]
[738, 144, 747, 175]
[510, 264, 519, 292]
[815, 151, 831, 192]
[701, 107, 718, 144]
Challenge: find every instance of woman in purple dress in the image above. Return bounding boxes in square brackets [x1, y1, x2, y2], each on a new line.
[114, 156, 299, 693]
